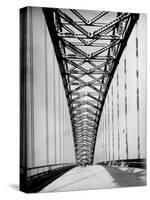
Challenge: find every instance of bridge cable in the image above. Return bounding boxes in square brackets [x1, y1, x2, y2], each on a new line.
[53, 49, 57, 163]
[124, 49, 129, 160]
[58, 70, 61, 163]
[136, 22, 140, 159]
[105, 104, 107, 161]
[111, 85, 115, 162]
[29, 7, 35, 167]
[107, 95, 110, 162]
[44, 20, 49, 165]
[117, 69, 120, 160]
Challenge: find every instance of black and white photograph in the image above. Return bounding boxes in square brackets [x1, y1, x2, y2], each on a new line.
[20, 6, 147, 193]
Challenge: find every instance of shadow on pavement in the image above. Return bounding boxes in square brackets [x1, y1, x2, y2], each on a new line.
[101, 165, 146, 188]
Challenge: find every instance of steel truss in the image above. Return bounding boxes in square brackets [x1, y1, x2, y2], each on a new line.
[43, 8, 139, 165]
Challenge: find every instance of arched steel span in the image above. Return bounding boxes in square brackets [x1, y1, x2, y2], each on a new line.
[42, 8, 139, 165]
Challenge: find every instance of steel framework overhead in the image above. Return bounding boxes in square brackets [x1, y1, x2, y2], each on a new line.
[43, 8, 139, 165]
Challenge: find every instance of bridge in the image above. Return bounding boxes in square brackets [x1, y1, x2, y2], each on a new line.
[20, 7, 146, 193]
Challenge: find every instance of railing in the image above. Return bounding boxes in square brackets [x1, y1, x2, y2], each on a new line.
[21, 163, 76, 180]
[20, 163, 76, 192]
[97, 158, 146, 169]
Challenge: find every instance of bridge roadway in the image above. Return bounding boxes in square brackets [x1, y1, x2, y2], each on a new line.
[40, 165, 146, 192]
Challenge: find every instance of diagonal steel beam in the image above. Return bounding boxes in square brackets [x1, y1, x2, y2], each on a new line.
[43, 7, 139, 165]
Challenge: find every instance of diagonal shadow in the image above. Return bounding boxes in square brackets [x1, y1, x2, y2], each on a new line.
[101, 165, 146, 187]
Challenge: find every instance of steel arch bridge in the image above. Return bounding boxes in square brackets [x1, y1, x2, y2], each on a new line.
[43, 8, 139, 166]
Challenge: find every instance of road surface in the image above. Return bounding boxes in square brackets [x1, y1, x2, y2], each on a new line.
[41, 165, 146, 193]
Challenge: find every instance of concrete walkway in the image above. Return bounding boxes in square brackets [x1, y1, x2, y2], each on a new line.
[40, 165, 146, 193]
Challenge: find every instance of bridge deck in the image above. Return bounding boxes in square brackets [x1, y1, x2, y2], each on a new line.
[41, 165, 146, 192]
